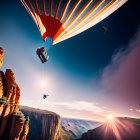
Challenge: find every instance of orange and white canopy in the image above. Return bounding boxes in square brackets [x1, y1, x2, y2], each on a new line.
[21, 0, 127, 45]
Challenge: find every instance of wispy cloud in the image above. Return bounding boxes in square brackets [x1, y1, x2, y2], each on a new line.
[20, 98, 134, 121]
[136, 109, 140, 113]
[129, 108, 140, 114]
[52, 101, 130, 119]
[54, 101, 104, 113]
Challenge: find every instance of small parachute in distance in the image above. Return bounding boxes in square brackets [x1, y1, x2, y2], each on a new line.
[21, 0, 128, 62]
[43, 94, 49, 99]
[102, 26, 108, 34]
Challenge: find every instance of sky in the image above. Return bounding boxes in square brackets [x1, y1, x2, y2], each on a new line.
[0, 0, 140, 122]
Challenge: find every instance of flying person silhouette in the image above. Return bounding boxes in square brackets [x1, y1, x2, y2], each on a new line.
[43, 94, 49, 99]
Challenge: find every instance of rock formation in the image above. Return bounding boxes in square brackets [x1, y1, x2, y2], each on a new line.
[21, 106, 63, 140]
[77, 117, 140, 140]
[0, 47, 4, 68]
[0, 47, 29, 140]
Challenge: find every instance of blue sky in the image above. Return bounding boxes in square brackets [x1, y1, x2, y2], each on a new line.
[0, 0, 140, 121]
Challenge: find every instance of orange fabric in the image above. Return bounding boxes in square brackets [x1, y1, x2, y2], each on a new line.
[40, 15, 64, 41]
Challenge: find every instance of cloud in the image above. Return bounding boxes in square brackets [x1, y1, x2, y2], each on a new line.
[99, 28, 140, 108]
[21, 98, 131, 121]
[54, 101, 104, 113]
[53, 101, 126, 118]
[136, 109, 140, 113]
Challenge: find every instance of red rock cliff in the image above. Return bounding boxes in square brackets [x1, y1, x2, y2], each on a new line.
[0, 47, 29, 140]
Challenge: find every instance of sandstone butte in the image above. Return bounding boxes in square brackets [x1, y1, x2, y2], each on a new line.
[0, 47, 29, 140]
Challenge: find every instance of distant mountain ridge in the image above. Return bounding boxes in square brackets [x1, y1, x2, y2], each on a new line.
[77, 117, 140, 140]
[60, 118, 102, 140]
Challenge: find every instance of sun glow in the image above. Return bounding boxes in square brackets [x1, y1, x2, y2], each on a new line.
[103, 117, 130, 140]
[41, 81, 47, 87]
[107, 115, 114, 120]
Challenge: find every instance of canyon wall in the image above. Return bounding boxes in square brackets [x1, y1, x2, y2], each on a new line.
[21, 106, 63, 140]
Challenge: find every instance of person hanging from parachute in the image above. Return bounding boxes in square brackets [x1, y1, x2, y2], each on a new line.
[21, 0, 127, 63]
[43, 94, 49, 99]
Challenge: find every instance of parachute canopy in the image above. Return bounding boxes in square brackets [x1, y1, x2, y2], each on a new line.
[21, 0, 127, 45]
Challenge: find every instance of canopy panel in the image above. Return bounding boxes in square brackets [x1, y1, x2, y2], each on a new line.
[21, 0, 127, 45]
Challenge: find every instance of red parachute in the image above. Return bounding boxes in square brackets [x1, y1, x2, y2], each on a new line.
[21, 0, 127, 62]
[21, 0, 127, 44]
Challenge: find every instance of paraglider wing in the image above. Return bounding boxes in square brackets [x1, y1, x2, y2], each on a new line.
[21, 0, 127, 45]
